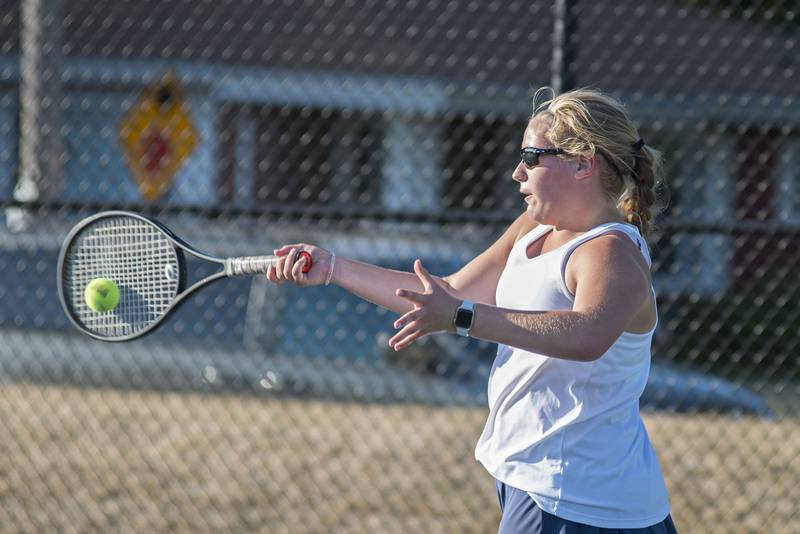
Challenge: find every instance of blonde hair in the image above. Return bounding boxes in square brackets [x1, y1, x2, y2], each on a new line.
[531, 87, 665, 236]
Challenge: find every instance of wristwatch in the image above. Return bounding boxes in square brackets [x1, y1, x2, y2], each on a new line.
[453, 300, 475, 337]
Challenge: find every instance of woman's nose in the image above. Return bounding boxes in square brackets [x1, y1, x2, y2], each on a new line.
[512, 161, 527, 183]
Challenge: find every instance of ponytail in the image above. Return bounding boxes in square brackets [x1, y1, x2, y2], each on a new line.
[618, 144, 662, 237]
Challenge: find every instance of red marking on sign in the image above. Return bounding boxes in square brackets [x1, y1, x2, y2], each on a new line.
[141, 131, 170, 173]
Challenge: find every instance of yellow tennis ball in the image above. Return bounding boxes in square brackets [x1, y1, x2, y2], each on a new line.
[84, 278, 120, 313]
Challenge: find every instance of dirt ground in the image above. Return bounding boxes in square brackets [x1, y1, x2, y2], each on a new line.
[0, 383, 796, 533]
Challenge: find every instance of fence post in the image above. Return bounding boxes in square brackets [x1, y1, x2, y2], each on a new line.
[551, 0, 575, 94]
[10, 0, 65, 230]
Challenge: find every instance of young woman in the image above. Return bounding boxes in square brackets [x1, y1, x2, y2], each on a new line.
[267, 88, 677, 533]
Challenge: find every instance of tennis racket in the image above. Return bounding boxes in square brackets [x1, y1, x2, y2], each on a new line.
[58, 210, 311, 342]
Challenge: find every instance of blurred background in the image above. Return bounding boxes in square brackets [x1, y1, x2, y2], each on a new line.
[0, 0, 798, 532]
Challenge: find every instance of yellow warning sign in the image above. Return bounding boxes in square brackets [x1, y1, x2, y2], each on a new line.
[119, 73, 198, 202]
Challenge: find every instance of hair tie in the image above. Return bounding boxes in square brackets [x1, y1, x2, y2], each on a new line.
[632, 138, 645, 152]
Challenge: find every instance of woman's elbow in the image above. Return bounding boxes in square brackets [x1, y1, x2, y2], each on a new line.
[566, 314, 625, 361]
[542, 342, 604, 362]
[571, 334, 617, 362]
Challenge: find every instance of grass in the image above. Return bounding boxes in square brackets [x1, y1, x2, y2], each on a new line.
[0, 383, 797, 533]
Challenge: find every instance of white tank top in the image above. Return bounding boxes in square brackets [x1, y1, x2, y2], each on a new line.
[474, 222, 670, 528]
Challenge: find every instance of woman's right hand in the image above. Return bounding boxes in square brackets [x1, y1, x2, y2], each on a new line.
[267, 243, 334, 287]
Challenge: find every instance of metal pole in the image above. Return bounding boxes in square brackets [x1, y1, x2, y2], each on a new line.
[10, 0, 64, 230]
[551, 0, 574, 94]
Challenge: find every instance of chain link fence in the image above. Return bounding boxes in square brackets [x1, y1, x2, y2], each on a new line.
[0, 0, 798, 532]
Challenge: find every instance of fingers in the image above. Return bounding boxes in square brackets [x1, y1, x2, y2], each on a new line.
[266, 263, 281, 284]
[291, 251, 309, 279]
[267, 245, 307, 284]
[388, 324, 426, 351]
[283, 247, 298, 279]
[267, 243, 332, 287]
[390, 309, 434, 350]
[390, 262, 436, 349]
[396, 288, 425, 304]
[393, 308, 420, 329]
[413, 259, 433, 291]
[273, 243, 303, 257]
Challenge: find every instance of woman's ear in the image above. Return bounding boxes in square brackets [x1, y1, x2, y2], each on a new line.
[574, 154, 597, 181]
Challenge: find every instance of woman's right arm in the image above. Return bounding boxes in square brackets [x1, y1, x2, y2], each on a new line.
[442, 212, 534, 306]
[267, 212, 534, 314]
[331, 257, 436, 314]
[268, 243, 437, 315]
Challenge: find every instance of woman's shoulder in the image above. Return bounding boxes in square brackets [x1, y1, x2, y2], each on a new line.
[569, 227, 646, 261]
[572, 223, 651, 269]
[566, 229, 652, 286]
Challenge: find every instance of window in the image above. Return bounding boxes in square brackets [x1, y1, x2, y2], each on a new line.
[217, 104, 381, 209]
[776, 136, 800, 224]
[648, 127, 735, 295]
[441, 115, 526, 211]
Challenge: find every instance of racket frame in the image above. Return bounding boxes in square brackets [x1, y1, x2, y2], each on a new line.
[58, 210, 291, 342]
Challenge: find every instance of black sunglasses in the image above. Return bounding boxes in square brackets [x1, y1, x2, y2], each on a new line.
[520, 147, 565, 169]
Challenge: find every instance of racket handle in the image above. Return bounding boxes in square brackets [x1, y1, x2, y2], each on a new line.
[227, 251, 312, 276]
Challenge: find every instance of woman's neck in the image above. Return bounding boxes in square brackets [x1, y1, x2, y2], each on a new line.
[549, 210, 624, 233]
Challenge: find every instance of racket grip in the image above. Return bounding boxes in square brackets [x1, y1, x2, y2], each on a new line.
[227, 251, 312, 276]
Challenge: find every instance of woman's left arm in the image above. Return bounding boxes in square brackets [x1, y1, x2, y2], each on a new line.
[389, 234, 652, 362]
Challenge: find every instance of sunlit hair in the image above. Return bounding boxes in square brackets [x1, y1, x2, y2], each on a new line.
[531, 87, 666, 237]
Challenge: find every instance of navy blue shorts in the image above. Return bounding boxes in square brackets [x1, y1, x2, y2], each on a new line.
[495, 480, 678, 534]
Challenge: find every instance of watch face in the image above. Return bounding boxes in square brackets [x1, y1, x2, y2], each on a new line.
[455, 308, 473, 328]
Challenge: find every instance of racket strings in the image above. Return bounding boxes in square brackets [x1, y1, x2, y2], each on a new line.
[64, 216, 180, 338]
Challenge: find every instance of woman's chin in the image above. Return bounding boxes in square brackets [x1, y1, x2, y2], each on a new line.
[525, 204, 554, 226]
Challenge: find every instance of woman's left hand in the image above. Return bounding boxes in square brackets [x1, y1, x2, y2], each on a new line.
[388, 259, 459, 351]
